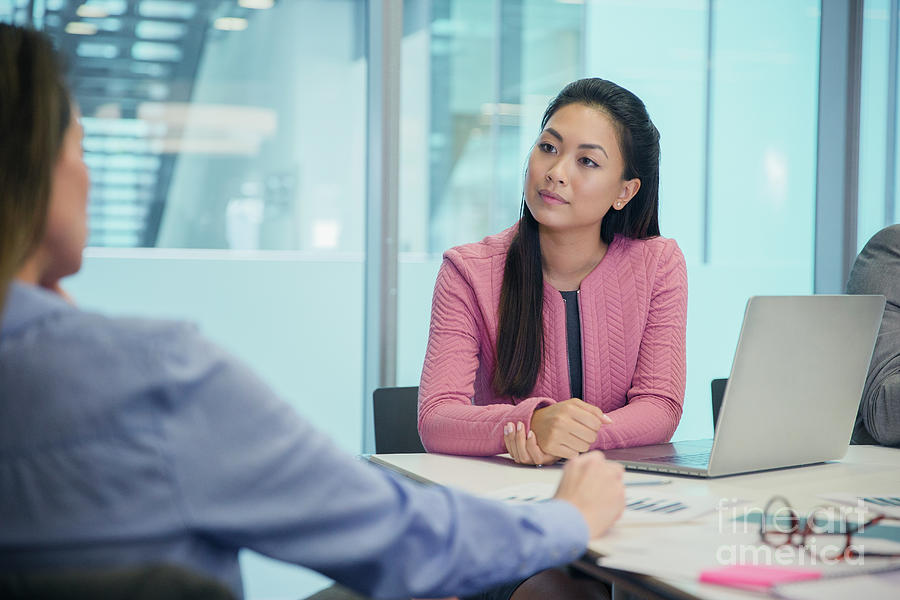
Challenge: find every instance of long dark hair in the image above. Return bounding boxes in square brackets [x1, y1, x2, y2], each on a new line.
[493, 78, 661, 399]
[0, 24, 71, 312]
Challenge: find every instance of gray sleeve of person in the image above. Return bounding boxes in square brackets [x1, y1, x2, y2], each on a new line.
[847, 224, 900, 447]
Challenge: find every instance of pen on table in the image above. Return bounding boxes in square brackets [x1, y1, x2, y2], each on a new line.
[625, 479, 671, 487]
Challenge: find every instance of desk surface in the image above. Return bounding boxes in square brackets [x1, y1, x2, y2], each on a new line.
[368, 446, 900, 600]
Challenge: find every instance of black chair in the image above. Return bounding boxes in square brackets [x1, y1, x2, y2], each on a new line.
[304, 583, 376, 600]
[0, 564, 235, 600]
[373, 386, 426, 453]
[711, 378, 728, 432]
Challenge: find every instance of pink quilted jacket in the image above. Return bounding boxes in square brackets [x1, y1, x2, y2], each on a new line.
[418, 225, 688, 456]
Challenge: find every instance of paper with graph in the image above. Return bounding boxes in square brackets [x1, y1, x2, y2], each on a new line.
[482, 482, 735, 524]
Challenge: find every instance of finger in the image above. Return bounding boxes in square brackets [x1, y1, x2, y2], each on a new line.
[564, 420, 602, 447]
[576, 399, 614, 424]
[547, 404, 602, 444]
[504, 422, 519, 462]
[558, 400, 603, 431]
[524, 430, 543, 464]
[589, 406, 614, 425]
[567, 400, 611, 429]
[514, 422, 534, 465]
[541, 426, 591, 456]
[572, 411, 604, 432]
[503, 426, 516, 462]
[525, 430, 555, 465]
[554, 440, 581, 460]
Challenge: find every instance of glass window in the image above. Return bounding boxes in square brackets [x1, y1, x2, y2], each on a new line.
[398, 0, 583, 384]
[858, 0, 898, 252]
[586, 0, 820, 438]
[398, 0, 821, 442]
[34, 0, 366, 251]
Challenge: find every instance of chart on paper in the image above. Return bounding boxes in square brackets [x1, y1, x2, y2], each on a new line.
[819, 492, 900, 519]
[482, 482, 737, 524]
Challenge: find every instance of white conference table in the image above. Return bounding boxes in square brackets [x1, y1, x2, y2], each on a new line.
[368, 446, 900, 600]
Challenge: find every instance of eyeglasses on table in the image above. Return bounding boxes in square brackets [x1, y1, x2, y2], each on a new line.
[759, 495, 900, 561]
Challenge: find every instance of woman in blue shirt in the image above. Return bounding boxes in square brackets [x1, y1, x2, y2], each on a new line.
[0, 23, 625, 600]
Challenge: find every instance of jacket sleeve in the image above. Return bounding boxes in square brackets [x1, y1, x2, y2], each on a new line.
[593, 239, 687, 449]
[847, 226, 900, 447]
[158, 327, 588, 599]
[417, 257, 556, 456]
[857, 336, 900, 447]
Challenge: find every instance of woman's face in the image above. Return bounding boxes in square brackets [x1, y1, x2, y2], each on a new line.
[43, 110, 90, 281]
[524, 102, 639, 236]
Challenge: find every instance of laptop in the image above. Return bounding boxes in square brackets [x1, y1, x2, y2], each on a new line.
[602, 295, 885, 478]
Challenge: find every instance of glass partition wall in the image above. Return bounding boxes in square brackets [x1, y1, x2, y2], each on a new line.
[397, 0, 821, 443]
[858, 0, 900, 250]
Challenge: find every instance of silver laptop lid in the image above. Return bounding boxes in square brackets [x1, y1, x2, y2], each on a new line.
[706, 295, 885, 477]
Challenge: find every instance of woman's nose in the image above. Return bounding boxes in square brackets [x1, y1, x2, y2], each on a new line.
[545, 163, 566, 185]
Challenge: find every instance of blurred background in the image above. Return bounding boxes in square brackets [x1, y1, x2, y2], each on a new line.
[2, 0, 895, 597]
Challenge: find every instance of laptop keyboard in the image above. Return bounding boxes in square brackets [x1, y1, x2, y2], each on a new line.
[644, 452, 711, 467]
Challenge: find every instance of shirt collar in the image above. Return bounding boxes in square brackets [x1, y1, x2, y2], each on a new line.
[1, 281, 75, 338]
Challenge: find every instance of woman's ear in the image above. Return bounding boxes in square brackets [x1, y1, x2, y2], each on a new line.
[614, 178, 641, 210]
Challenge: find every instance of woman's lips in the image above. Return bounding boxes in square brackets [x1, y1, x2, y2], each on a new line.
[539, 190, 567, 205]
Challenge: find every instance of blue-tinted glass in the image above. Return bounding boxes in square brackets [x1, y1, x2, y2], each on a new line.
[14, 0, 367, 252]
[586, 0, 819, 439]
[399, 0, 821, 444]
[858, 0, 896, 252]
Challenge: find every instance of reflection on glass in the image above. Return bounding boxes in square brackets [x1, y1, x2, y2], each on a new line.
[858, 0, 895, 252]
[400, 0, 583, 255]
[10, 0, 366, 252]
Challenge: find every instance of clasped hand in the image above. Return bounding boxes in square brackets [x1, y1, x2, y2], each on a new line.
[503, 398, 612, 465]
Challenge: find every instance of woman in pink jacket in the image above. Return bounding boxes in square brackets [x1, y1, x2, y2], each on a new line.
[419, 78, 688, 466]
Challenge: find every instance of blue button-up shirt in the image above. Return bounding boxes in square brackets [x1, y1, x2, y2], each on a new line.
[0, 283, 588, 599]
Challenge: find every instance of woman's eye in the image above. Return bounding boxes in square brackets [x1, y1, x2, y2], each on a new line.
[579, 157, 599, 168]
[538, 142, 556, 153]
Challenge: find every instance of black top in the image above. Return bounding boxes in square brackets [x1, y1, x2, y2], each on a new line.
[560, 290, 583, 400]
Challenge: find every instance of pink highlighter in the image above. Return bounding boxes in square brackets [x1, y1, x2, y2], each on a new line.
[699, 565, 822, 591]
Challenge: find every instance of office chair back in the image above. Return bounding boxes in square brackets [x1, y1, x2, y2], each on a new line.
[0, 564, 234, 600]
[373, 386, 426, 453]
[372, 381, 729, 450]
[711, 378, 727, 432]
